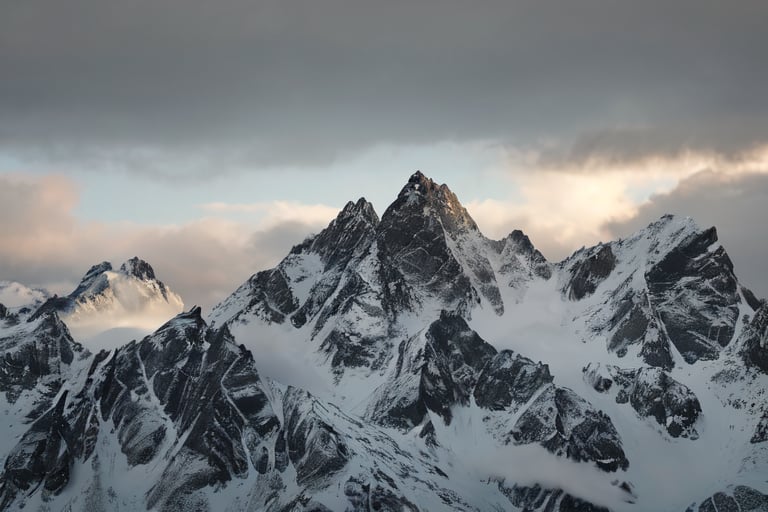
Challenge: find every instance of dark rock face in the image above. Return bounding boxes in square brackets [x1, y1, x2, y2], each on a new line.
[564, 244, 616, 300]
[376, 171, 502, 315]
[646, 226, 740, 363]
[344, 477, 420, 512]
[504, 230, 552, 280]
[292, 198, 379, 330]
[584, 363, 701, 438]
[488, 229, 552, 294]
[294, 198, 379, 271]
[688, 487, 768, 512]
[233, 268, 301, 324]
[284, 388, 350, 486]
[605, 287, 674, 370]
[750, 410, 768, 444]
[740, 303, 768, 373]
[474, 350, 553, 411]
[1, 392, 71, 507]
[577, 217, 750, 367]
[0, 310, 85, 409]
[70, 261, 113, 298]
[120, 256, 157, 281]
[502, 484, 613, 512]
[511, 385, 629, 472]
[314, 275, 391, 376]
[369, 311, 497, 428]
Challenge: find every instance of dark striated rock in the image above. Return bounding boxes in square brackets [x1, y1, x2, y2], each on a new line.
[564, 244, 616, 300]
[0, 310, 85, 407]
[0, 392, 71, 507]
[741, 286, 764, 312]
[501, 483, 611, 512]
[284, 388, 350, 486]
[512, 385, 629, 472]
[376, 171, 502, 315]
[584, 363, 700, 438]
[238, 269, 300, 324]
[293, 198, 379, 271]
[740, 303, 768, 373]
[292, 198, 379, 329]
[368, 311, 497, 428]
[500, 230, 552, 280]
[627, 367, 700, 438]
[750, 410, 768, 444]
[424, 310, 497, 393]
[474, 350, 553, 411]
[733, 486, 768, 511]
[605, 287, 674, 370]
[213, 198, 379, 329]
[419, 420, 438, 448]
[344, 476, 420, 512]
[646, 226, 740, 363]
[577, 217, 750, 369]
[690, 487, 768, 512]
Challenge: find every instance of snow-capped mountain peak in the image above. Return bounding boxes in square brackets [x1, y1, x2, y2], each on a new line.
[3, 175, 768, 511]
[119, 256, 159, 282]
[33, 257, 184, 343]
[388, 170, 480, 234]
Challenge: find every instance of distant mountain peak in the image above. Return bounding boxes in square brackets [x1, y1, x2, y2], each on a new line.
[119, 256, 157, 281]
[338, 197, 379, 225]
[33, 257, 185, 340]
[84, 261, 113, 278]
[400, 170, 439, 195]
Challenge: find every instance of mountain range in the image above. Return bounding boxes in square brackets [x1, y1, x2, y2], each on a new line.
[0, 172, 767, 512]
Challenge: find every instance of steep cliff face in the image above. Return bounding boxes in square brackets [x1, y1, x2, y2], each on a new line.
[562, 215, 747, 368]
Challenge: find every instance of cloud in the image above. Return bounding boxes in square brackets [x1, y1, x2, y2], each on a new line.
[465, 145, 768, 264]
[199, 201, 338, 230]
[0, 175, 335, 310]
[1, 0, 767, 171]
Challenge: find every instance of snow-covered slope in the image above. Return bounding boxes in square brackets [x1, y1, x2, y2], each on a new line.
[33, 257, 184, 343]
[1, 172, 767, 512]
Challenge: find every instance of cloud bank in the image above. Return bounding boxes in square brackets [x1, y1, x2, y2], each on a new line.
[0, 175, 336, 310]
[2, 0, 767, 172]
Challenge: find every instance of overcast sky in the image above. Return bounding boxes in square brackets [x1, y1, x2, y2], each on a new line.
[1, 0, 767, 308]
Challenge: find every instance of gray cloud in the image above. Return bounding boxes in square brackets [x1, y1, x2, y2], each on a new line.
[604, 170, 768, 299]
[0, 175, 324, 310]
[2, 0, 767, 170]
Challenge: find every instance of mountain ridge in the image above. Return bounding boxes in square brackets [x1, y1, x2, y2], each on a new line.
[0, 172, 767, 511]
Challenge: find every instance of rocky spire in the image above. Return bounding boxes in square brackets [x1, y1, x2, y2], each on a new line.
[388, 171, 479, 234]
[120, 257, 157, 281]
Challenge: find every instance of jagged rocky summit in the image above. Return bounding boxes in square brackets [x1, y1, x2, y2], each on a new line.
[31, 257, 184, 340]
[1, 172, 767, 512]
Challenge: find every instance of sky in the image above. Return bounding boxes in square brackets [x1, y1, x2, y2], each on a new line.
[1, 0, 767, 309]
